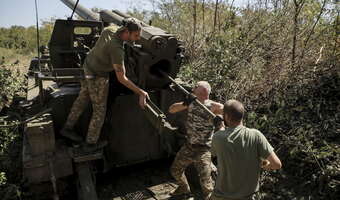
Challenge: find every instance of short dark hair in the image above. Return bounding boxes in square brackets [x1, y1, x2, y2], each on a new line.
[122, 18, 141, 32]
[223, 100, 245, 122]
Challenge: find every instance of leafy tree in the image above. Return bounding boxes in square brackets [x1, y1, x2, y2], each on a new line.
[0, 18, 55, 55]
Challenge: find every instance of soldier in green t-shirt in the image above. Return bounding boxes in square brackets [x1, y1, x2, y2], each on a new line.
[211, 100, 282, 200]
[60, 18, 149, 152]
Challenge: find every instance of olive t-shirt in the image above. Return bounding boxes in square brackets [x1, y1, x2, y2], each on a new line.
[211, 126, 274, 200]
[84, 25, 124, 76]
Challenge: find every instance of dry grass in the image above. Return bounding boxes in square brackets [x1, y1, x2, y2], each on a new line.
[0, 47, 32, 70]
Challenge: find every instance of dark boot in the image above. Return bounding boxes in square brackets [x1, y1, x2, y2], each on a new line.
[81, 140, 108, 153]
[60, 127, 83, 142]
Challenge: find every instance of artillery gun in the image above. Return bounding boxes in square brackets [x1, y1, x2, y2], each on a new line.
[22, 0, 187, 199]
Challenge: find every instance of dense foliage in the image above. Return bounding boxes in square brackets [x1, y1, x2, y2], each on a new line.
[0, 67, 27, 112]
[247, 63, 339, 199]
[0, 66, 26, 200]
[0, 123, 22, 200]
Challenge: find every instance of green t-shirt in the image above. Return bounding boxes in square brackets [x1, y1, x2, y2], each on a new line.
[211, 125, 274, 200]
[84, 25, 124, 76]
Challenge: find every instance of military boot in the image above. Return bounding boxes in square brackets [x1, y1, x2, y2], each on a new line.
[170, 185, 192, 197]
[60, 127, 83, 142]
[81, 140, 108, 153]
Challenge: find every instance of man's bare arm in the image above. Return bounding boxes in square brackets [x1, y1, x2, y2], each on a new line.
[168, 102, 188, 114]
[211, 101, 224, 115]
[261, 152, 282, 170]
[114, 64, 142, 94]
[114, 64, 148, 108]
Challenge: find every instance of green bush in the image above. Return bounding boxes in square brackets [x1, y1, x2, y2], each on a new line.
[0, 67, 26, 112]
[0, 64, 26, 199]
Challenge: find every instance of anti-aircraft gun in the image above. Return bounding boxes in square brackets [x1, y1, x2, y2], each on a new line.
[22, 0, 187, 199]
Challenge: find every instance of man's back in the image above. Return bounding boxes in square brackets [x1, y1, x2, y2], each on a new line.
[211, 125, 273, 199]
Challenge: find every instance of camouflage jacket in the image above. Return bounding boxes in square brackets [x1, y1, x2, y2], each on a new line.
[186, 99, 215, 147]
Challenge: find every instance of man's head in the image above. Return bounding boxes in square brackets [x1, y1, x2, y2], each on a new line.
[119, 18, 142, 41]
[39, 45, 48, 54]
[223, 99, 245, 127]
[193, 81, 211, 101]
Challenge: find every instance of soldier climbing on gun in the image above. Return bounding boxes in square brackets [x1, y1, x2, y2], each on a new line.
[60, 18, 149, 153]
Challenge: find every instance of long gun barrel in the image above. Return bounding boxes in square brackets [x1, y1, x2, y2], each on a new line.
[60, 0, 99, 21]
[98, 10, 149, 27]
[99, 10, 124, 25]
[60, 0, 135, 26]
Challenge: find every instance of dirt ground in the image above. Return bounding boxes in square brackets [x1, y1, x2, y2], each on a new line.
[39, 158, 205, 200]
[96, 158, 203, 200]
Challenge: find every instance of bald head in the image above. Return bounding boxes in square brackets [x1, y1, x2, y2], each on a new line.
[193, 81, 211, 101]
[223, 100, 245, 123]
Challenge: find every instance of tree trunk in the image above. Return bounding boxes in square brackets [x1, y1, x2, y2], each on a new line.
[213, 0, 219, 32]
[333, 7, 339, 58]
[202, 0, 205, 35]
[193, 0, 197, 43]
[300, 0, 326, 61]
[292, 0, 304, 68]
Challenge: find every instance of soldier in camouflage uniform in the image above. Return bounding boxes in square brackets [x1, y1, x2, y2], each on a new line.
[168, 81, 224, 200]
[61, 18, 149, 152]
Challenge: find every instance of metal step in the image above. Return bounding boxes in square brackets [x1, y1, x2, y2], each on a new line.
[69, 147, 103, 163]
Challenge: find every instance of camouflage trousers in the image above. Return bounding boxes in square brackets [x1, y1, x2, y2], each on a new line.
[170, 143, 213, 199]
[64, 72, 109, 144]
